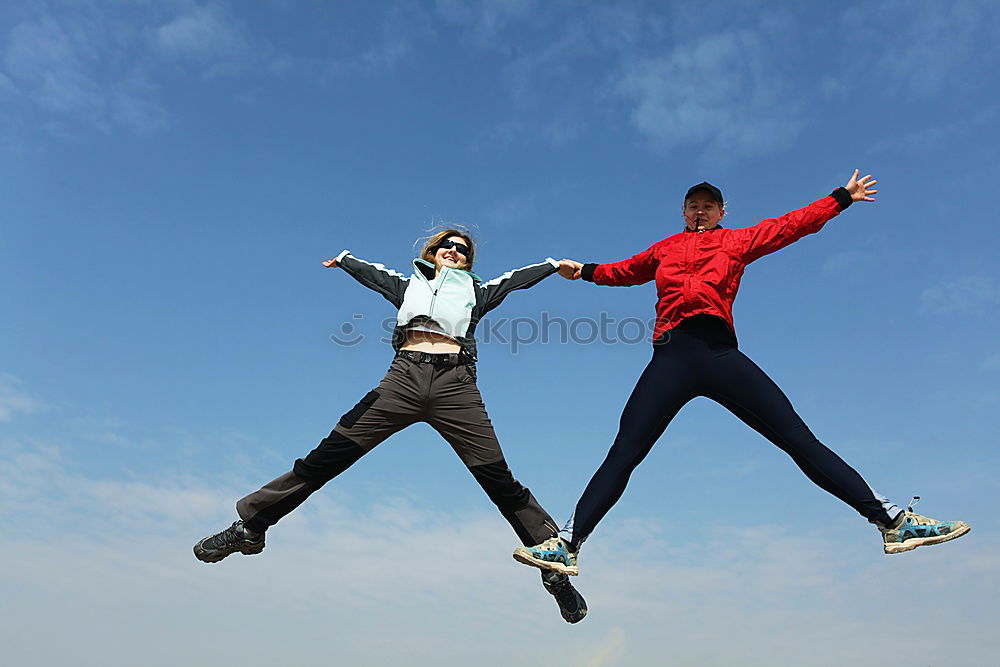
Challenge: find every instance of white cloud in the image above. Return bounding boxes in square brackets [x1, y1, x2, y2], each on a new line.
[614, 22, 803, 163]
[0, 11, 168, 135]
[0, 373, 45, 421]
[0, 69, 21, 98]
[484, 194, 536, 228]
[872, 105, 1000, 156]
[358, 4, 434, 72]
[149, 1, 256, 77]
[3, 17, 106, 117]
[265, 4, 434, 82]
[585, 627, 626, 667]
[435, 0, 536, 47]
[843, 0, 1000, 99]
[1, 438, 996, 666]
[920, 275, 1000, 316]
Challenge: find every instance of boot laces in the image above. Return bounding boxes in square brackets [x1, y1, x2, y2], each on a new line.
[217, 521, 249, 546]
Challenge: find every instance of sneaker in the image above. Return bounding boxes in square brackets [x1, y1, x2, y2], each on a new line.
[194, 520, 265, 563]
[541, 570, 588, 624]
[513, 536, 579, 576]
[880, 497, 970, 554]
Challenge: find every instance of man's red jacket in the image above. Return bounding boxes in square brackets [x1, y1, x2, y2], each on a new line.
[581, 188, 854, 340]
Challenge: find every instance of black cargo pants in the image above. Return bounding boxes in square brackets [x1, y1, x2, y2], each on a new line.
[237, 353, 559, 546]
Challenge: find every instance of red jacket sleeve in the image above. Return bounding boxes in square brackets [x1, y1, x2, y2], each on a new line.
[732, 189, 852, 263]
[586, 243, 659, 286]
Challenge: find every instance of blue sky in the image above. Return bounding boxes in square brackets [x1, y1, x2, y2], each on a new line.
[2, 1, 999, 664]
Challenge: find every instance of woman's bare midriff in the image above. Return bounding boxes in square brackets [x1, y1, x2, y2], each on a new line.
[400, 329, 462, 353]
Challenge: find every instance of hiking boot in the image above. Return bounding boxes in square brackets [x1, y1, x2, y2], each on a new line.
[194, 520, 265, 563]
[541, 570, 588, 624]
[880, 497, 970, 554]
[513, 536, 579, 575]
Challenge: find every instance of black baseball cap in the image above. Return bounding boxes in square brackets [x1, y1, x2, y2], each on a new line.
[684, 181, 724, 204]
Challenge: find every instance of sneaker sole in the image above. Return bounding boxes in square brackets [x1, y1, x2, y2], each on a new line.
[512, 547, 579, 576]
[884, 522, 970, 554]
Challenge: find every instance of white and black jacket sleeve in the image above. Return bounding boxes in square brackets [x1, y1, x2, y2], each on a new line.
[335, 250, 409, 308]
[477, 258, 560, 315]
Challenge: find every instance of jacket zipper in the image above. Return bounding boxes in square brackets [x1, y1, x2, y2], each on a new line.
[684, 231, 695, 306]
[428, 267, 446, 318]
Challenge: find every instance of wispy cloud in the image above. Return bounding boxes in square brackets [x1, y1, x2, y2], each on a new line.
[267, 3, 434, 82]
[872, 105, 1000, 156]
[0, 373, 45, 421]
[1, 437, 995, 666]
[148, 2, 256, 77]
[0, 1, 272, 137]
[920, 275, 1000, 316]
[1, 9, 168, 135]
[585, 627, 626, 667]
[613, 20, 804, 163]
[842, 0, 1000, 100]
[483, 193, 536, 228]
[435, 0, 536, 48]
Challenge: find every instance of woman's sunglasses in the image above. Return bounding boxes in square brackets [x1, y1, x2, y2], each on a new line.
[435, 240, 471, 257]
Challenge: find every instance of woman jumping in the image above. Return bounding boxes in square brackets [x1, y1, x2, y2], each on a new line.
[514, 171, 970, 577]
[194, 230, 587, 623]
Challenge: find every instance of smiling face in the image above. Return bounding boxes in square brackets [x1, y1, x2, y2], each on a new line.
[433, 235, 471, 271]
[683, 191, 725, 231]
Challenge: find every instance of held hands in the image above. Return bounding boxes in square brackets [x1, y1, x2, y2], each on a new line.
[845, 169, 878, 203]
[558, 259, 583, 280]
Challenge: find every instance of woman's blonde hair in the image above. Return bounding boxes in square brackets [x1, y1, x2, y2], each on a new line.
[419, 228, 476, 269]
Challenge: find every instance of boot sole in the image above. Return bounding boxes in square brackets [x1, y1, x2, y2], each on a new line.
[513, 548, 579, 576]
[884, 522, 970, 554]
[547, 593, 588, 624]
[193, 540, 265, 563]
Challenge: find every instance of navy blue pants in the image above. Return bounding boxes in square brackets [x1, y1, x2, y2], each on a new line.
[567, 315, 898, 547]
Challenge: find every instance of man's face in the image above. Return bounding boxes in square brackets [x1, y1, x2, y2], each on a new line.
[683, 193, 725, 231]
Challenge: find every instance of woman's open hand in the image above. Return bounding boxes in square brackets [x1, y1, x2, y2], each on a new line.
[845, 169, 878, 203]
[558, 259, 583, 280]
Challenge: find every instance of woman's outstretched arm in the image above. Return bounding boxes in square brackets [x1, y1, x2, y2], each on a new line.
[478, 258, 583, 314]
[322, 250, 409, 308]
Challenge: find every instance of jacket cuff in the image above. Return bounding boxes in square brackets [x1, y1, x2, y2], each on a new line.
[581, 263, 598, 282]
[830, 187, 853, 211]
[544, 257, 560, 270]
[335, 249, 351, 264]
